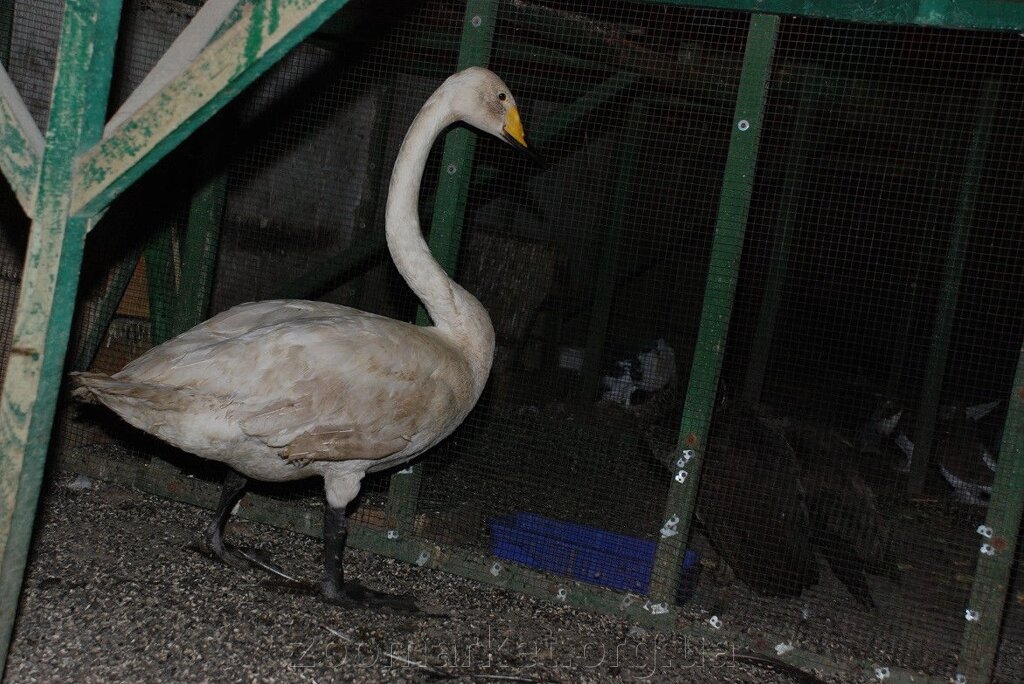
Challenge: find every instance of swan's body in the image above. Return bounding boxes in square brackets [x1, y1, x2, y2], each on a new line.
[72, 67, 533, 608]
[77, 299, 486, 483]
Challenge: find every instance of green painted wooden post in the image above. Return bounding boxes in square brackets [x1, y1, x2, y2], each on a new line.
[0, 0, 44, 222]
[172, 136, 228, 336]
[581, 99, 647, 401]
[648, 13, 779, 610]
[908, 80, 998, 496]
[742, 70, 821, 403]
[144, 221, 177, 345]
[1, 1, 354, 672]
[385, 0, 499, 535]
[69, 249, 142, 370]
[0, 0, 124, 670]
[957, 347, 1024, 682]
[147, 131, 231, 483]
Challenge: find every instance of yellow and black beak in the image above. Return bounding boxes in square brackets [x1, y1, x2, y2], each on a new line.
[502, 106, 544, 166]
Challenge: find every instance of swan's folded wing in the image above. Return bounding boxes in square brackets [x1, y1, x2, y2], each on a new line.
[117, 301, 365, 385]
[235, 324, 470, 462]
[242, 397, 412, 461]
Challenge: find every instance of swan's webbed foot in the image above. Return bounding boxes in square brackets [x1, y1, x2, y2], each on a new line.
[323, 580, 424, 613]
[203, 468, 301, 583]
[323, 501, 436, 615]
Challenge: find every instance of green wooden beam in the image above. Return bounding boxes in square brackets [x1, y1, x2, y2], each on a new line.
[908, 80, 998, 496]
[171, 139, 228, 336]
[69, 250, 142, 371]
[648, 0, 1024, 31]
[385, 0, 500, 536]
[422, 3, 501, 274]
[580, 99, 647, 401]
[106, 0, 238, 134]
[0, 64, 44, 217]
[742, 69, 822, 403]
[72, 0, 354, 221]
[649, 12, 778, 609]
[144, 221, 177, 346]
[957, 347, 1024, 682]
[0, 0, 125, 670]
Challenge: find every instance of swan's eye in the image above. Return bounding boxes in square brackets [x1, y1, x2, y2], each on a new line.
[497, 92, 507, 102]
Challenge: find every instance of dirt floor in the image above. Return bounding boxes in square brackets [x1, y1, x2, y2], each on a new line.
[5, 472, 849, 684]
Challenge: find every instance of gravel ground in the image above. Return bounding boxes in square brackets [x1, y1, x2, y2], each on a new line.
[5, 473, 845, 684]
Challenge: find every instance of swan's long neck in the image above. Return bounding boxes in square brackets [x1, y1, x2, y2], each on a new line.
[385, 91, 495, 390]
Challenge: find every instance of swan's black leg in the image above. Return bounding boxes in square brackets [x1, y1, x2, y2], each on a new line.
[206, 468, 248, 564]
[323, 501, 347, 600]
[322, 503, 422, 613]
[204, 468, 296, 582]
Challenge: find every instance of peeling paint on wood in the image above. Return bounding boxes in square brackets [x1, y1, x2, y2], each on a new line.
[0, 63, 43, 216]
[73, 0, 353, 221]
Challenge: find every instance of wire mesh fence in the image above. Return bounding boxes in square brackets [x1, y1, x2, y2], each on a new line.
[1, 0, 1021, 680]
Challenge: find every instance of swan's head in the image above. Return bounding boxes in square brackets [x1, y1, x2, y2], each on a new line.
[442, 67, 539, 162]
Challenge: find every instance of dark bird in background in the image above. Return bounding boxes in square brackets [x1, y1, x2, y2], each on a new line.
[696, 402, 899, 608]
[857, 398, 1001, 506]
[783, 423, 901, 609]
[697, 403, 820, 599]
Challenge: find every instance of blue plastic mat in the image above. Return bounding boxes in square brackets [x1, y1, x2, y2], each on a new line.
[489, 511, 700, 599]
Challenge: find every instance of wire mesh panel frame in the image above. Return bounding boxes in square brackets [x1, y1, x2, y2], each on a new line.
[5, 1, 1022, 682]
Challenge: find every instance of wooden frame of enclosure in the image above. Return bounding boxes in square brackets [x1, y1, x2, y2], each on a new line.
[0, 1, 1021, 681]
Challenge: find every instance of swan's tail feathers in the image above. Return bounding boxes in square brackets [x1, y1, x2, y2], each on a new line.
[69, 371, 110, 404]
[69, 371, 205, 414]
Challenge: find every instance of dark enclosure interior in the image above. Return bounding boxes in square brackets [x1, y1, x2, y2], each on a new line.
[0, 1, 1021, 681]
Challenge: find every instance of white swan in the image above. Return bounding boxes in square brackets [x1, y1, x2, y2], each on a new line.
[72, 67, 535, 609]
